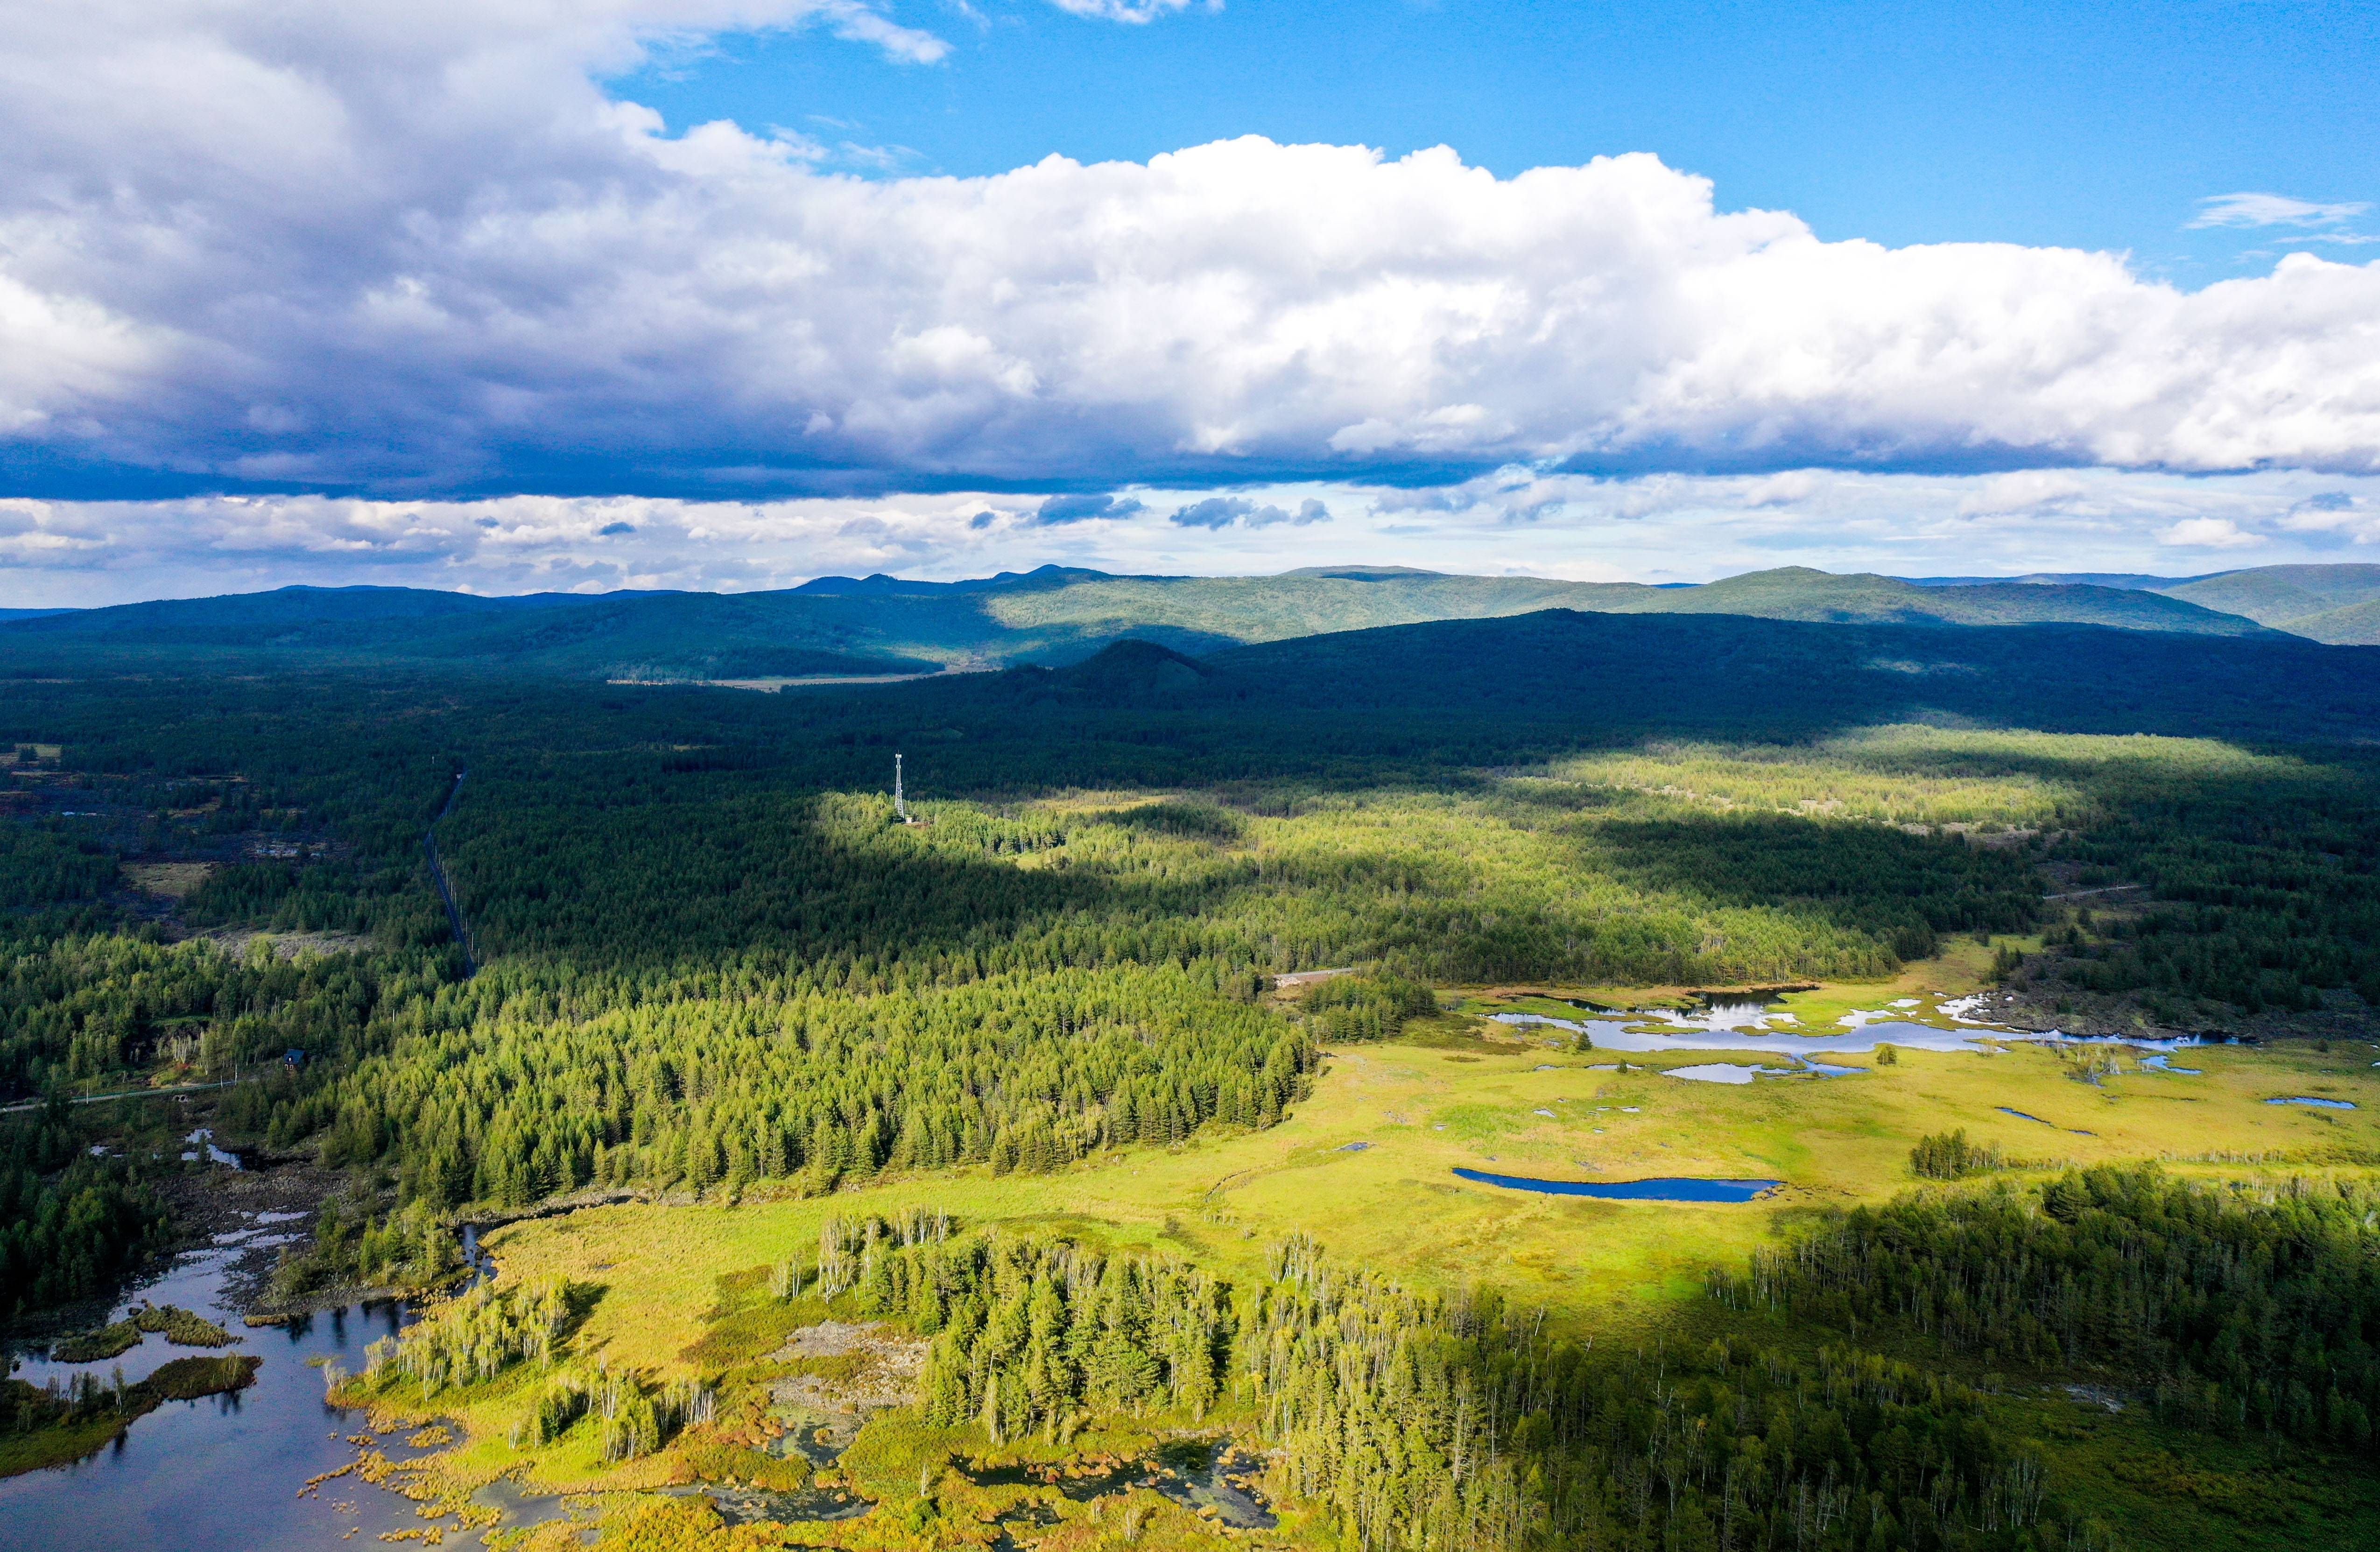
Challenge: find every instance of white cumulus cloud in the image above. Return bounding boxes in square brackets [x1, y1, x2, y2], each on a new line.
[2158, 517, 2263, 549]
[1, 0, 2379, 509]
[1042, 0, 1208, 21]
[2190, 192, 2371, 230]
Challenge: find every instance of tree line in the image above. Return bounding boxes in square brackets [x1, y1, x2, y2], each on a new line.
[825, 1228, 2119, 1552]
[0, 1099, 169, 1324]
[1717, 1166, 2380, 1451]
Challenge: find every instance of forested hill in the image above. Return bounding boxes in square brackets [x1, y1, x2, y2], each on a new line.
[911, 610, 2380, 751]
[2155, 563, 2380, 645]
[1914, 562, 2380, 645]
[0, 564, 2280, 682]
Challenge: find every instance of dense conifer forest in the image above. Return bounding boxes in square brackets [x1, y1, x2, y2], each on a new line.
[7, 606, 2380, 1547]
[1725, 1168, 2380, 1447]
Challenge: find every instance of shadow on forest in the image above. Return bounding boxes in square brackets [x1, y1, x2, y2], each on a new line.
[435, 766, 1248, 977]
[1592, 813, 2042, 948]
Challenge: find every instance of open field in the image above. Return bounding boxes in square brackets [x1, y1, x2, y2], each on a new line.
[482, 1026, 2380, 1353]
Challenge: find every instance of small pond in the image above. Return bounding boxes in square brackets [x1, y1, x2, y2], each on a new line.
[1664, 1062, 1795, 1085]
[2267, 1096, 2358, 1110]
[1452, 1168, 1779, 1202]
[1996, 1106, 2096, 1135]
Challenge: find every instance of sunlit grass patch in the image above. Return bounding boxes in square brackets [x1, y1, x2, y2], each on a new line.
[394, 1021, 2380, 1549]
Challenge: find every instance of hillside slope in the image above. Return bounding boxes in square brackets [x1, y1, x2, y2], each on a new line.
[864, 608, 2380, 756]
[1908, 563, 2380, 645]
[1190, 608, 2369, 743]
[0, 564, 2280, 679]
[1625, 568, 2268, 634]
[2155, 564, 2380, 644]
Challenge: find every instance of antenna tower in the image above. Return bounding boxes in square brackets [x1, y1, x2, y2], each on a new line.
[894, 752, 910, 823]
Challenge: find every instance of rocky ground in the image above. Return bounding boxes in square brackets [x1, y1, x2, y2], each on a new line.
[764, 1320, 929, 1466]
[157, 1156, 379, 1314]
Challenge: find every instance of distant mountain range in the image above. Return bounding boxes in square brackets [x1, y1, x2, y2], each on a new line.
[1906, 563, 2380, 645]
[6, 562, 2373, 681]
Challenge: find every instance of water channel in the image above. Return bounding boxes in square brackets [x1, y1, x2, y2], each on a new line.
[1489, 995, 2220, 1064]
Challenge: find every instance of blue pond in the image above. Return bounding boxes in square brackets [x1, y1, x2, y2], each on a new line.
[2267, 1096, 2358, 1110]
[1452, 1168, 1779, 1202]
[1997, 1106, 2096, 1135]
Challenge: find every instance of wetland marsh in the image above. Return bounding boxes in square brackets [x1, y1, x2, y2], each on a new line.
[294, 997, 2380, 1550]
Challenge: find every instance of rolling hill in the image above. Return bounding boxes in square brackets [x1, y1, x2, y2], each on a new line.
[2154, 564, 2380, 644]
[1053, 609, 2380, 745]
[1908, 562, 2380, 645]
[0, 564, 2285, 681]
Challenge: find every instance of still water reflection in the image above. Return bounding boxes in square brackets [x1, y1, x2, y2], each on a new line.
[0, 1216, 434, 1552]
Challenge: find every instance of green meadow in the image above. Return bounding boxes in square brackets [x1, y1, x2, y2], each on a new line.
[331, 995, 2380, 1551]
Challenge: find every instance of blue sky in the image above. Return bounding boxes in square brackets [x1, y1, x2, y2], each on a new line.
[0, 0, 2376, 601]
[620, 0, 2380, 283]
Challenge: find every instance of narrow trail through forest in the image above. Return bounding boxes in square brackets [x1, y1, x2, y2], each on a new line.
[0, 1079, 239, 1116]
[425, 770, 476, 976]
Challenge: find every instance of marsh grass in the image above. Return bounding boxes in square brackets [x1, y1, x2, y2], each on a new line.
[48, 1324, 140, 1363]
[0, 1354, 259, 1478]
[50, 1302, 233, 1362]
[678, 1274, 826, 1368]
[373, 1013, 2380, 1550]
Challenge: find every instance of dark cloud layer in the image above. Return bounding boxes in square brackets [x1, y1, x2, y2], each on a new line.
[1034, 493, 1147, 525]
[1169, 496, 1331, 528]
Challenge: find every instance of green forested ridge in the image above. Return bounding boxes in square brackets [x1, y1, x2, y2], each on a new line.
[2156, 566, 2380, 646]
[1909, 564, 2380, 646]
[1726, 1168, 2380, 1448]
[1618, 568, 2267, 636]
[0, 564, 2300, 685]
